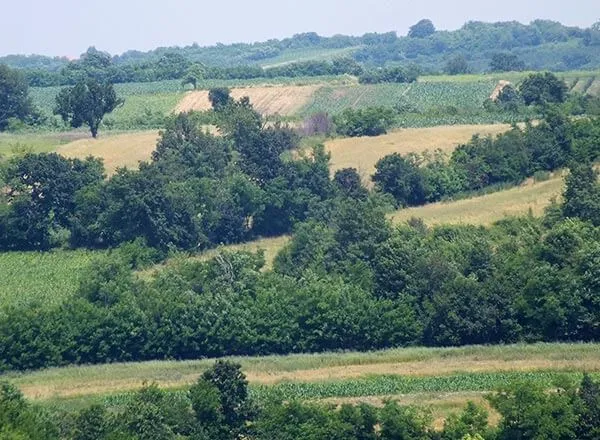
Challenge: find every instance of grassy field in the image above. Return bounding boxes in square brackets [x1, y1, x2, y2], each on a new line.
[9, 343, 600, 419]
[56, 130, 159, 175]
[0, 249, 102, 312]
[325, 124, 511, 183]
[391, 174, 564, 226]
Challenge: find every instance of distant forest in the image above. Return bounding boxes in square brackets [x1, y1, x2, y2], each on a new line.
[2, 19, 600, 86]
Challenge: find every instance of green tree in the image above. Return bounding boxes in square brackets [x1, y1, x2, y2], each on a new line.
[54, 78, 123, 138]
[562, 162, 600, 226]
[408, 19, 436, 38]
[444, 55, 470, 75]
[0, 64, 35, 131]
[200, 361, 254, 438]
[490, 53, 526, 72]
[519, 72, 568, 106]
[181, 63, 206, 89]
[373, 153, 427, 206]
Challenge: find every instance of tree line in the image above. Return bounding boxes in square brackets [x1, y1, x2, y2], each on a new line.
[4, 19, 600, 88]
[2, 156, 600, 369]
[2, 361, 600, 440]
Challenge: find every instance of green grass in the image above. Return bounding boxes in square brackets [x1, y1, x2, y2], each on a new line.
[0, 249, 102, 312]
[0, 133, 69, 158]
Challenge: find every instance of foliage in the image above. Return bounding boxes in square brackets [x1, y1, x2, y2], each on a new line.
[0, 64, 36, 131]
[54, 78, 124, 137]
[408, 19, 436, 38]
[490, 53, 526, 72]
[444, 55, 470, 75]
[333, 107, 396, 137]
[519, 72, 568, 106]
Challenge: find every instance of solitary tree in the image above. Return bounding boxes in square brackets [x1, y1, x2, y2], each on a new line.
[54, 78, 123, 138]
[0, 64, 35, 131]
[181, 63, 206, 90]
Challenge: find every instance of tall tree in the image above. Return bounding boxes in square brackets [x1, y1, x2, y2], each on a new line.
[0, 64, 35, 131]
[54, 78, 123, 138]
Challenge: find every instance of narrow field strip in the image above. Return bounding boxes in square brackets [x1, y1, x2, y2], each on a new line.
[391, 175, 564, 226]
[8, 343, 600, 401]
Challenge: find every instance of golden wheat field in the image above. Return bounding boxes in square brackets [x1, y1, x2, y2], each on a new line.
[56, 130, 160, 175]
[325, 124, 512, 183]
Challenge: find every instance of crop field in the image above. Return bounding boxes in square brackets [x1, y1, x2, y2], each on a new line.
[325, 123, 511, 182]
[175, 85, 322, 116]
[9, 343, 600, 424]
[56, 130, 160, 175]
[0, 249, 102, 312]
[391, 174, 564, 226]
[300, 80, 497, 116]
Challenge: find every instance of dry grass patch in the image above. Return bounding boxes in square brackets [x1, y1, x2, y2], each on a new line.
[325, 124, 511, 184]
[175, 85, 322, 116]
[57, 131, 159, 175]
[391, 175, 564, 226]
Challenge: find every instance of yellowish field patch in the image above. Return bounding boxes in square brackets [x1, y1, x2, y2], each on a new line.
[391, 175, 564, 226]
[325, 124, 512, 183]
[57, 131, 159, 175]
[175, 85, 322, 116]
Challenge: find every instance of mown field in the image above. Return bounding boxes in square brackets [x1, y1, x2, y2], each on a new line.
[8, 343, 600, 427]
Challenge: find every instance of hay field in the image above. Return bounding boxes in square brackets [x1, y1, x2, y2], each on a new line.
[56, 130, 159, 175]
[325, 124, 511, 182]
[391, 175, 564, 226]
[175, 85, 322, 116]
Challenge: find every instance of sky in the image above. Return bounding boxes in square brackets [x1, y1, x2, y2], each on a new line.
[1, 0, 599, 57]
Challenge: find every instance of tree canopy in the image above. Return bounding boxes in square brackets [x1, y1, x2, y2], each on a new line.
[54, 78, 123, 137]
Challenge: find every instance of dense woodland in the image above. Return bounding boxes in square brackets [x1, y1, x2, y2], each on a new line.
[2, 361, 600, 440]
[2, 19, 600, 87]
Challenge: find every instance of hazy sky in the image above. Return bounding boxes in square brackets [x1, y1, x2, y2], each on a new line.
[1, 0, 599, 57]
